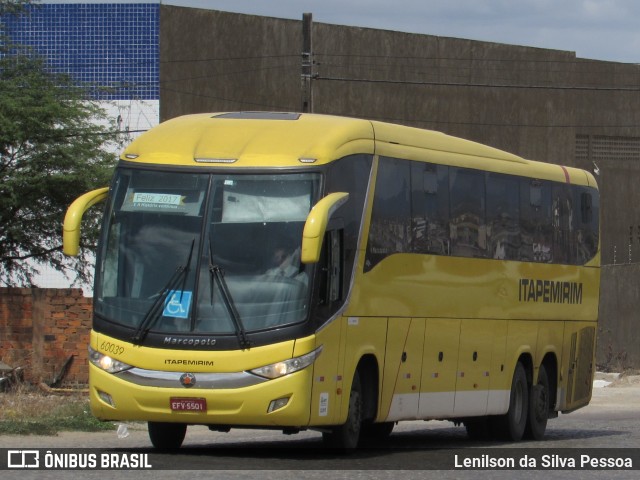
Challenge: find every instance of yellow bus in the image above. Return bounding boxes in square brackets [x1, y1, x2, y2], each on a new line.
[63, 112, 600, 449]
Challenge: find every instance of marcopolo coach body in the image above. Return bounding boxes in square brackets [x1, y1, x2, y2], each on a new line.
[64, 112, 599, 449]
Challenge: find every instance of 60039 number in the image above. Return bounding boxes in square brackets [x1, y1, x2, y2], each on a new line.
[100, 342, 125, 356]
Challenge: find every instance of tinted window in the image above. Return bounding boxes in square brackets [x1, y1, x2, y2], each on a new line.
[552, 184, 575, 264]
[520, 179, 553, 263]
[365, 157, 411, 271]
[326, 155, 373, 258]
[364, 156, 598, 270]
[574, 186, 599, 263]
[320, 154, 373, 320]
[486, 173, 520, 260]
[450, 167, 486, 258]
[412, 162, 450, 255]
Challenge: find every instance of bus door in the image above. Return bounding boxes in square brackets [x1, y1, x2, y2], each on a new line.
[563, 324, 596, 411]
[382, 318, 425, 421]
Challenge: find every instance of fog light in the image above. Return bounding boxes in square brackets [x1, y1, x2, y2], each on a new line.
[267, 397, 290, 413]
[97, 390, 115, 407]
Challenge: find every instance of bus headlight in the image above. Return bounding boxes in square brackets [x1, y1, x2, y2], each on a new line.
[88, 346, 133, 374]
[249, 346, 323, 380]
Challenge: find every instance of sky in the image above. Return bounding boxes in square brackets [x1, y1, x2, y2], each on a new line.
[163, 0, 640, 63]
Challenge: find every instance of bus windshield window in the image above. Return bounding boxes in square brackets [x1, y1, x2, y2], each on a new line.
[195, 174, 319, 333]
[95, 169, 320, 337]
[95, 169, 207, 331]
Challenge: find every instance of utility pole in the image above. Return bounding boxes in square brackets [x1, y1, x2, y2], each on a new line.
[301, 13, 313, 113]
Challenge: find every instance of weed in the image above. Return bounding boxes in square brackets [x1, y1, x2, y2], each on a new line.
[0, 387, 114, 436]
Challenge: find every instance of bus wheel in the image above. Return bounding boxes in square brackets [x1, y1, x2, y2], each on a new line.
[525, 364, 550, 440]
[494, 362, 528, 441]
[148, 422, 187, 450]
[323, 372, 363, 449]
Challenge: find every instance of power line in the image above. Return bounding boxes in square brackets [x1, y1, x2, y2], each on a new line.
[73, 67, 640, 95]
[316, 75, 640, 92]
[354, 113, 640, 130]
[11, 49, 638, 91]
[316, 61, 640, 88]
[315, 52, 640, 67]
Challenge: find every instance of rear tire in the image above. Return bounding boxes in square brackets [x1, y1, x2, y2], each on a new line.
[148, 422, 187, 450]
[323, 372, 363, 449]
[525, 364, 550, 440]
[494, 362, 529, 441]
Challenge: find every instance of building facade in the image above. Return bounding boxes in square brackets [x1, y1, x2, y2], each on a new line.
[2, 1, 161, 290]
[5, 1, 159, 101]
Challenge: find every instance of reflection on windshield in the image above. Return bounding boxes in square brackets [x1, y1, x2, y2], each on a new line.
[195, 175, 314, 335]
[132, 239, 196, 344]
[207, 237, 251, 349]
[95, 169, 319, 339]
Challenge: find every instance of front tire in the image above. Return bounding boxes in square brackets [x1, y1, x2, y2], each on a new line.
[525, 364, 550, 440]
[494, 362, 529, 441]
[148, 422, 187, 450]
[323, 372, 363, 449]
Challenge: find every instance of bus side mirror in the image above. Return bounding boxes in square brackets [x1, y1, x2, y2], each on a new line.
[63, 187, 109, 256]
[301, 192, 349, 264]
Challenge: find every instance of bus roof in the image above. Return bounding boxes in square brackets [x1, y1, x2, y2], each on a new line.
[121, 112, 597, 188]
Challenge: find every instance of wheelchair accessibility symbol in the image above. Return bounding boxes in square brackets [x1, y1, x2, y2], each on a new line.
[163, 290, 192, 319]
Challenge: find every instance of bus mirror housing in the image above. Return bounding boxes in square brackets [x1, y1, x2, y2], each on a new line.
[63, 187, 109, 256]
[301, 192, 349, 264]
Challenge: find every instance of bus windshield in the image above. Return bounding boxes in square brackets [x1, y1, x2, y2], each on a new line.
[95, 168, 321, 341]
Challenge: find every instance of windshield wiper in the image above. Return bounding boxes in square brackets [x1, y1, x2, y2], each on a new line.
[132, 239, 195, 345]
[208, 239, 252, 350]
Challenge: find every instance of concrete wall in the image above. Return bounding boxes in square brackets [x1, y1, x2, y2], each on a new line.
[160, 7, 300, 119]
[160, 7, 640, 157]
[160, 6, 640, 368]
[598, 265, 640, 369]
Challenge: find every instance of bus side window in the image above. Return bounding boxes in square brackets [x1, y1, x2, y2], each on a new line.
[328, 229, 343, 303]
[449, 167, 487, 258]
[486, 172, 520, 260]
[520, 179, 553, 263]
[319, 229, 343, 305]
[580, 192, 593, 224]
[552, 184, 574, 264]
[411, 162, 450, 256]
[365, 157, 411, 271]
[574, 187, 599, 264]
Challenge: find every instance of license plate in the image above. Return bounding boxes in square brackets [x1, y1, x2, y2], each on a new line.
[170, 397, 207, 412]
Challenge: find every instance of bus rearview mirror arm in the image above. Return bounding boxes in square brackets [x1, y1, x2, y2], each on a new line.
[63, 187, 109, 256]
[301, 192, 349, 264]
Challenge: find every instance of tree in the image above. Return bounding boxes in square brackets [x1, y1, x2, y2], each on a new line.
[0, 1, 124, 286]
